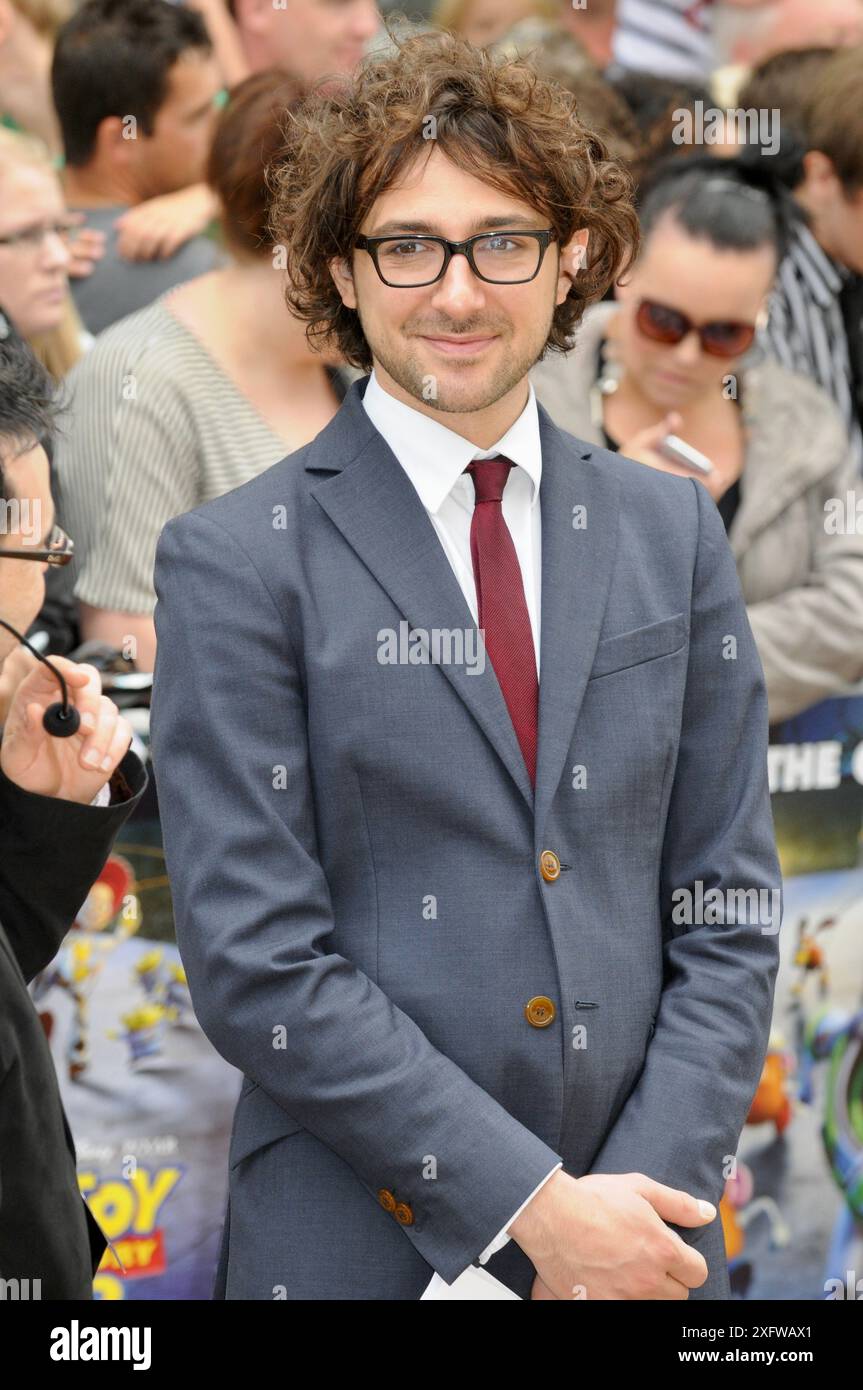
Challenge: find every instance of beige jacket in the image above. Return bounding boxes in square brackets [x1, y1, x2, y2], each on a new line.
[531, 302, 863, 722]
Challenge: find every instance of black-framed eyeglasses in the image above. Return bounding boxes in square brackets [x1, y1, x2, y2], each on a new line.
[0, 522, 74, 565]
[355, 229, 557, 287]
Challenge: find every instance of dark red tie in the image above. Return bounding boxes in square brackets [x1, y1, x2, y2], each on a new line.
[465, 456, 539, 787]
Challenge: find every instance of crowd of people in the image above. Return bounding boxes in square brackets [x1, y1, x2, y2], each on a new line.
[1, 0, 862, 725]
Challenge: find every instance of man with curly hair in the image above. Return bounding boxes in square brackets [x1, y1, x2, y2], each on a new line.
[150, 29, 781, 1301]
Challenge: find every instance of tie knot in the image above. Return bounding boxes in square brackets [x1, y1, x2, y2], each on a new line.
[465, 455, 513, 504]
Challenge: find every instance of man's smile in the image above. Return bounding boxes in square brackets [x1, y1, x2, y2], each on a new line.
[416, 333, 500, 356]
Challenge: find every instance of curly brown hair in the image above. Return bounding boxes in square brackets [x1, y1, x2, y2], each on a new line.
[267, 26, 639, 370]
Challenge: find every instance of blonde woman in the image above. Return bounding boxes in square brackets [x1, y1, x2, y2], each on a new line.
[0, 125, 89, 653]
[0, 126, 88, 376]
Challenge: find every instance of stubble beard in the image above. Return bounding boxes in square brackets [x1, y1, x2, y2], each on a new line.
[363, 315, 553, 415]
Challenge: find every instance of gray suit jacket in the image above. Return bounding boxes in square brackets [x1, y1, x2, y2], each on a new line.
[150, 374, 782, 1300]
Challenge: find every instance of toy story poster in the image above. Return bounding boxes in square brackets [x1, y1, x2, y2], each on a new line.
[33, 775, 240, 1301]
[732, 694, 863, 1299]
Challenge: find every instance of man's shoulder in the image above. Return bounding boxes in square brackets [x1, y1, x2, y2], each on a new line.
[544, 408, 700, 513]
[162, 436, 322, 543]
[164, 379, 370, 542]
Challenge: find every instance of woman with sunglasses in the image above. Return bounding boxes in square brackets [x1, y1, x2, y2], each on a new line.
[532, 154, 863, 724]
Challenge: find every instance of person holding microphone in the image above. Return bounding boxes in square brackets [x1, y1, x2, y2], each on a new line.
[0, 325, 147, 1297]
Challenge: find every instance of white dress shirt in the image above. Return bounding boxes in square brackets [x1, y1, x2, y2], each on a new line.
[361, 369, 562, 1293]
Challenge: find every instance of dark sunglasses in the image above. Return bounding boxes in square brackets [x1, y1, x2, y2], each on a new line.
[635, 299, 757, 358]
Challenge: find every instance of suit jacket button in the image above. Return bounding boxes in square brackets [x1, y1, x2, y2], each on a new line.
[394, 1202, 414, 1225]
[539, 850, 561, 882]
[378, 1188, 396, 1212]
[525, 996, 556, 1027]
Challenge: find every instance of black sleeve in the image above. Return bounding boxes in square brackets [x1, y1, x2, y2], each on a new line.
[0, 748, 148, 983]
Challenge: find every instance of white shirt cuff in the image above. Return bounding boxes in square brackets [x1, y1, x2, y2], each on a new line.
[89, 781, 111, 807]
[476, 1161, 563, 1265]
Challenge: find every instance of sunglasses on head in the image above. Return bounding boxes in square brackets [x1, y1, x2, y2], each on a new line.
[635, 299, 757, 358]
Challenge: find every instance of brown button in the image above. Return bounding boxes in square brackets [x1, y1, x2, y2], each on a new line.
[394, 1202, 414, 1225]
[378, 1188, 396, 1212]
[539, 850, 561, 882]
[525, 995, 556, 1028]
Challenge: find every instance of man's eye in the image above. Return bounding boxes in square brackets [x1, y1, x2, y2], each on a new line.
[384, 241, 430, 257]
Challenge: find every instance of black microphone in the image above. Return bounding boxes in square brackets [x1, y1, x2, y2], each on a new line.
[0, 617, 81, 737]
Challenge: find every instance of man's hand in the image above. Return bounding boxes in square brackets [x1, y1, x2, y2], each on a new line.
[0, 658, 132, 804]
[511, 1169, 715, 1300]
[66, 212, 107, 280]
[113, 184, 220, 261]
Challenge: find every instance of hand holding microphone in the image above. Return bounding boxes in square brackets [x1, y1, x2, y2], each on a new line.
[0, 656, 132, 804]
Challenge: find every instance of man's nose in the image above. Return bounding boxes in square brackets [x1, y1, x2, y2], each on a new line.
[428, 252, 487, 315]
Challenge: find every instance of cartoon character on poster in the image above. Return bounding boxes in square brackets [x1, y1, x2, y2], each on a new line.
[31, 856, 141, 1081]
[105, 951, 192, 1066]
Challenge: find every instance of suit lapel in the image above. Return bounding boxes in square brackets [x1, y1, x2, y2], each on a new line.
[306, 381, 620, 826]
[308, 379, 535, 812]
[534, 406, 620, 843]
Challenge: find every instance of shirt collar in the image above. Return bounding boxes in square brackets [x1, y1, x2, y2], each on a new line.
[361, 367, 542, 514]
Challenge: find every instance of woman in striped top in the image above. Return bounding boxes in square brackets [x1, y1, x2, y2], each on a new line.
[55, 71, 356, 673]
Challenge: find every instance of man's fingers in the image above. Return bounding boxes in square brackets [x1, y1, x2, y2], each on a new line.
[634, 1173, 717, 1227]
[77, 695, 120, 773]
[101, 716, 134, 778]
[13, 656, 94, 704]
[18, 661, 106, 740]
[26, 700, 48, 737]
[658, 1269, 698, 1299]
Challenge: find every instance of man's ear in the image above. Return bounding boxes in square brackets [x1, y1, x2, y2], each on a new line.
[95, 114, 135, 169]
[556, 228, 589, 305]
[800, 149, 841, 206]
[329, 255, 357, 310]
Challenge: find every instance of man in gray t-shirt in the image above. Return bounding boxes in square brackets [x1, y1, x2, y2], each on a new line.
[69, 205, 223, 335]
[53, 0, 225, 335]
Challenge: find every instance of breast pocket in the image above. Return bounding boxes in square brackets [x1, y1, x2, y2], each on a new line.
[587, 612, 688, 681]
